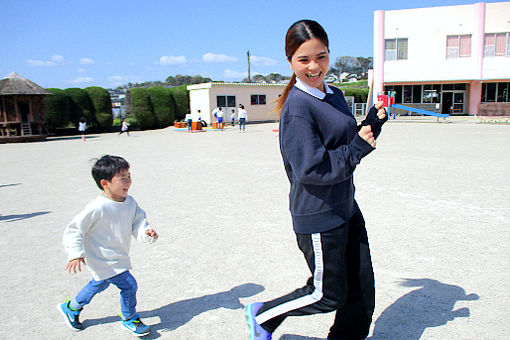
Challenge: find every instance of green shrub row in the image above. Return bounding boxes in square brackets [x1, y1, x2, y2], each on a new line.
[126, 85, 188, 130]
[44, 87, 113, 131]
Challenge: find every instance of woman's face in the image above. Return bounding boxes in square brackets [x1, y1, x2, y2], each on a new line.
[288, 38, 329, 92]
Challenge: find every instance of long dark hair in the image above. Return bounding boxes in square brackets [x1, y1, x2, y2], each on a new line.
[276, 20, 330, 117]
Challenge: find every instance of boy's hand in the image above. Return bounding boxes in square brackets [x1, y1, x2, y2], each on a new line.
[66, 258, 86, 274]
[145, 229, 158, 240]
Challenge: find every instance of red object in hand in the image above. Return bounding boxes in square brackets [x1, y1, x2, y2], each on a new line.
[377, 95, 389, 107]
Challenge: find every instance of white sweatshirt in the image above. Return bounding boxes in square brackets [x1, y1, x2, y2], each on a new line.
[63, 195, 156, 280]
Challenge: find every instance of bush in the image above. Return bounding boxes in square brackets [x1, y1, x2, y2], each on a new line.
[169, 85, 189, 121]
[147, 86, 175, 128]
[127, 88, 156, 129]
[63, 88, 96, 127]
[341, 87, 369, 103]
[85, 86, 113, 128]
[44, 88, 71, 130]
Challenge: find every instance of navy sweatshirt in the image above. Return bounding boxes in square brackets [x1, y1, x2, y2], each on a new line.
[279, 82, 375, 234]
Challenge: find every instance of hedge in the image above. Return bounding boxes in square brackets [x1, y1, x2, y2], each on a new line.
[63, 88, 96, 127]
[146, 86, 175, 128]
[168, 85, 189, 121]
[127, 88, 156, 129]
[44, 88, 71, 130]
[85, 86, 113, 128]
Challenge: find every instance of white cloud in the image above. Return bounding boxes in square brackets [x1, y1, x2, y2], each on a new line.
[203, 53, 237, 63]
[250, 55, 277, 66]
[68, 76, 93, 84]
[223, 69, 248, 79]
[107, 75, 142, 86]
[77, 68, 86, 73]
[27, 54, 67, 67]
[80, 57, 96, 65]
[159, 56, 187, 65]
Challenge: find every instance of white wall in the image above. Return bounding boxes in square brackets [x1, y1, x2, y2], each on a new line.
[189, 83, 285, 124]
[383, 4, 480, 82]
[483, 2, 510, 80]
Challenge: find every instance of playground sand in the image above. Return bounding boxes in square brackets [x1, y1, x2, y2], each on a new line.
[1, 121, 509, 339]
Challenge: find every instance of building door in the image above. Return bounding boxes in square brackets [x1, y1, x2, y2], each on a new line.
[18, 101, 30, 123]
[442, 91, 464, 115]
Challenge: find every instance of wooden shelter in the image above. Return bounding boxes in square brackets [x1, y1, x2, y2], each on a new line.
[0, 72, 51, 142]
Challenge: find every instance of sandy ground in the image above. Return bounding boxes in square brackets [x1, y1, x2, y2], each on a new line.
[1, 120, 509, 339]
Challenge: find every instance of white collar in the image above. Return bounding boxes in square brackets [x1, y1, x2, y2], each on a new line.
[294, 77, 333, 100]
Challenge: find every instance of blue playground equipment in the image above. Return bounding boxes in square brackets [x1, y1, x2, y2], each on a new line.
[390, 103, 449, 118]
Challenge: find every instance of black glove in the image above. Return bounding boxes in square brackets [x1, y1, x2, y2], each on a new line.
[360, 105, 388, 139]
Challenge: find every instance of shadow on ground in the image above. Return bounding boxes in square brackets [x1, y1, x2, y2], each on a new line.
[0, 183, 21, 188]
[46, 136, 99, 141]
[0, 211, 51, 222]
[280, 278, 478, 340]
[83, 282, 264, 338]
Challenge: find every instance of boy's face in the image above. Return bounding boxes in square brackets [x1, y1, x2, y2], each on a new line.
[101, 169, 131, 202]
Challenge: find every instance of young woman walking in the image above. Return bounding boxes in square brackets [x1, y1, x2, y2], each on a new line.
[245, 20, 387, 340]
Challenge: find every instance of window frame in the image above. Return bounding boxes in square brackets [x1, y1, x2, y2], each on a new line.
[250, 94, 266, 105]
[446, 34, 472, 59]
[385, 38, 408, 61]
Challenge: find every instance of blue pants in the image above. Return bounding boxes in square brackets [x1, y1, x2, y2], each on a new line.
[71, 271, 138, 320]
[239, 118, 246, 130]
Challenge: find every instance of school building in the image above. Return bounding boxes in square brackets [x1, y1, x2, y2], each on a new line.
[373, 2, 510, 116]
[186, 82, 285, 124]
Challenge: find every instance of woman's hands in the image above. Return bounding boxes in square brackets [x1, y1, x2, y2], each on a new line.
[359, 125, 376, 148]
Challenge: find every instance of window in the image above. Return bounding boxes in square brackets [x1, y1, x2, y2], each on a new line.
[446, 35, 471, 58]
[484, 33, 510, 57]
[423, 85, 441, 103]
[403, 85, 413, 103]
[482, 82, 510, 103]
[385, 38, 408, 60]
[216, 95, 236, 108]
[251, 94, 266, 105]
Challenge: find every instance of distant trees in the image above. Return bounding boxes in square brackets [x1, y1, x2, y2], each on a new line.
[242, 72, 290, 83]
[165, 75, 211, 86]
[328, 56, 373, 80]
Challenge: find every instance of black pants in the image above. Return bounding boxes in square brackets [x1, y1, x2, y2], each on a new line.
[255, 208, 375, 339]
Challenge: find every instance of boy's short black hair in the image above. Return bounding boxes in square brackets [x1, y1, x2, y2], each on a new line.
[91, 155, 130, 190]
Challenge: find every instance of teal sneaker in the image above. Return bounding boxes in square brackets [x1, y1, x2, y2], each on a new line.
[57, 298, 83, 331]
[245, 303, 272, 340]
[121, 314, 150, 337]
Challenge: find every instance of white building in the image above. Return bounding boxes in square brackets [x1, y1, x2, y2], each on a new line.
[373, 2, 510, 116]
[187, 82, 285, 124]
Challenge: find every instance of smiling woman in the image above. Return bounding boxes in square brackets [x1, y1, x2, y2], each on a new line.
[244, 19, 388, 340]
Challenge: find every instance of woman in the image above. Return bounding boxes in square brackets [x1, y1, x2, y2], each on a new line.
[244, 20, 387, 340]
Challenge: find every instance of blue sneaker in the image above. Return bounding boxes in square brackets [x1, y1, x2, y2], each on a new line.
[244, 302, 272, 340]
[121, 314, 150, 337]
[57, 298, 83, 331]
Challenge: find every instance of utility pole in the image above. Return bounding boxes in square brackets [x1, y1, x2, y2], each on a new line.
[247, 50, 251, 83]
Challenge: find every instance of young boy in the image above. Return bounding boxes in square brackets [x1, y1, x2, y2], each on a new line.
[58, 155, 158, 337]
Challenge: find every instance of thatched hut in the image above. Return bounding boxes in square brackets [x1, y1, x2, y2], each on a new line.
[0, 72, 51, 142]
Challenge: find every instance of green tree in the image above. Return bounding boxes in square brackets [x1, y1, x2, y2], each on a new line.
[127, 88, 156, 129]
[147, 86, 175, 128]
[63, 88, 96, 127]
[85, 86, 113, 128]
[44, 88, 71, 130]
[168, 85, 189, 121]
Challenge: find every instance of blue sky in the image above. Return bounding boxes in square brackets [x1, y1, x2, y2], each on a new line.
[1, 0, 503, 89]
